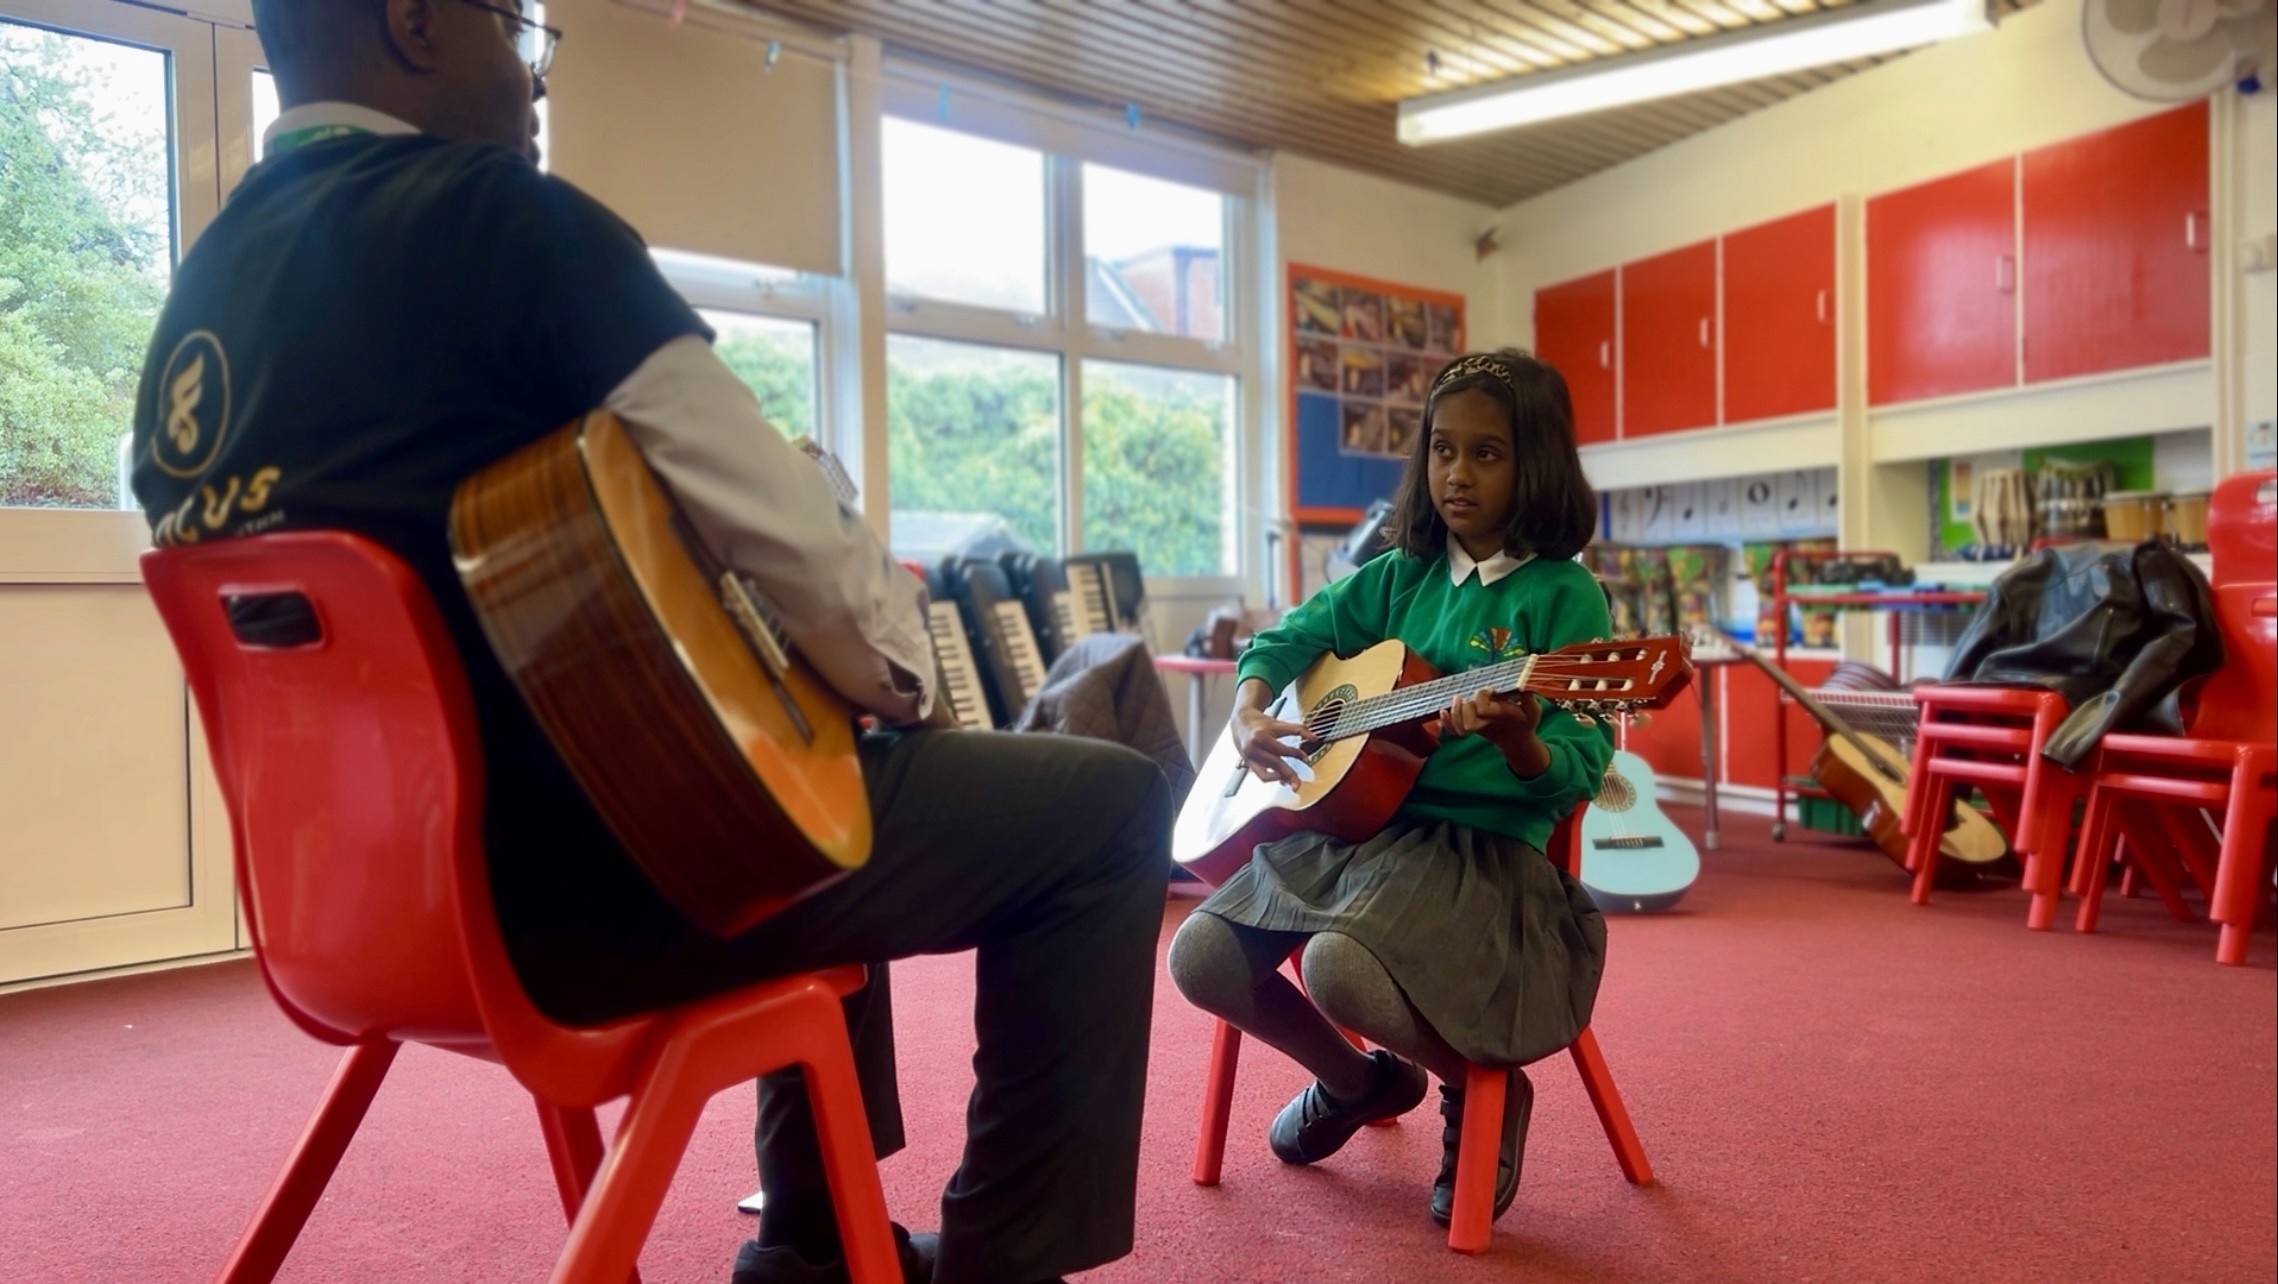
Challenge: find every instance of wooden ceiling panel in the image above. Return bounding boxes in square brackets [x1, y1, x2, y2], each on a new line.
[746, 0, 2033, 205]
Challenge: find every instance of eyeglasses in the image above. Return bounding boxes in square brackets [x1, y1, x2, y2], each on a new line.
[459, 0, 562, 80]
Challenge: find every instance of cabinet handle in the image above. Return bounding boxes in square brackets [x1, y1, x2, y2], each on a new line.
[1816, 289, 1829, 325]
[1698, 317, 1712, 349]
[1599, 339, 1611, 369]
[2186, 211, 2207, 252]
[1995, 254, 2015, 294]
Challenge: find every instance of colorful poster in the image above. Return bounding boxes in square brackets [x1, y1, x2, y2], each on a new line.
[1288, 265, 1465, 525]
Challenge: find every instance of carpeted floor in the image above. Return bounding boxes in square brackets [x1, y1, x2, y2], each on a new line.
[3, 810, 2272, 1283]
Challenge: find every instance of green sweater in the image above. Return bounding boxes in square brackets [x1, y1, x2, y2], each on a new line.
[1235, 548, 1615, 852]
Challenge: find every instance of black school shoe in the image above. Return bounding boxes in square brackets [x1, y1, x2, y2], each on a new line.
[731, 1226, 936, 1284]
[1429, 1068, 1533, 1228]
[1269, 1048, 1429, 1165]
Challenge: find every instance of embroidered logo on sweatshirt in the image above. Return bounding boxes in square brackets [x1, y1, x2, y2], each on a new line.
[1466, 626, 1527, 661]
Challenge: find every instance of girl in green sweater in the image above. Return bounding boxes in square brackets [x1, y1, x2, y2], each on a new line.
[1168, 350, 1614, 1229]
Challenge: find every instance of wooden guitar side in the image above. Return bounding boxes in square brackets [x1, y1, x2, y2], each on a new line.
[449, 413, 870, 938]
[1173, 641, 1437, 886]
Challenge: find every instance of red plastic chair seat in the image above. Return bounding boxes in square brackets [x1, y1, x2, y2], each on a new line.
[1186, 808, 1651, 1256]
[141, 533, 900, 1284]
[1902, 685, 2079, 928]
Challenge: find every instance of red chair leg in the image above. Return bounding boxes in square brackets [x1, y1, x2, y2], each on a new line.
[2076, 795, 2121, 935]
[552, 987, 896, 1284]
[1446, 1064, 1505, 1255]
[217, 1040, 398, 1284]
[1568, 1027, 1653, 1186]
[1192, 1020, 1242, 1186]
[2118, 864, 2141, 899]
[2212, 775, 2276, 966]
[537, 1103, 641, 1284]
[1911, 774, 1959, 905]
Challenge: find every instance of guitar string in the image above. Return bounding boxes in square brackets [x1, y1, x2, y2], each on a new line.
[1306, 656, 1652, 740]
[1304, 652, 1666, 743]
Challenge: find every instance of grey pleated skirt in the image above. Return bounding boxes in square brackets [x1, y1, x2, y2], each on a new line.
[1195, 818, 1608, 1067]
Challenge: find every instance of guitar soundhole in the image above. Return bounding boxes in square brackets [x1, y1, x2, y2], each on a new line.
[1593, 770, 1637, 813]
[1306, 685, 1358, 764]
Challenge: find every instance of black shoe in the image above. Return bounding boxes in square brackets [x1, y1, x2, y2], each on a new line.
[1269, 1048, 1428, 1165]
[1429, 1069, 1532, 1228]
[731, 1225, 935, 1284]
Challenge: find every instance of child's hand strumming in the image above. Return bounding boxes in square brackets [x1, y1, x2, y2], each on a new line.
[1442, 688, 1552, 779]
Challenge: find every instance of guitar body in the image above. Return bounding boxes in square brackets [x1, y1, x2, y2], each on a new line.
[1812, 733, 2008, 870]
[1579, 750, 1701, 913]
[1173, 640, 1439, 886]
[450, 412, 870, 939]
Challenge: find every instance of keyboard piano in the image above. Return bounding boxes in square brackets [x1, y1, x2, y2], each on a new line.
[1007, 551, 1150, 664]
[942, 558, 1049, 725]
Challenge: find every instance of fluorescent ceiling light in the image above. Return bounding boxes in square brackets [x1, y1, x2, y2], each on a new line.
[1398, 0, 1994, 144]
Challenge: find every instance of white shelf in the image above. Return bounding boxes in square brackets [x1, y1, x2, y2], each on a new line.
[1582, 413, 1839, 491]
[1867, 361, 2216, 464]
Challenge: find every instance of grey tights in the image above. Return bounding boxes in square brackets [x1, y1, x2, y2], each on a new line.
[1167, 910, 1471, 1099]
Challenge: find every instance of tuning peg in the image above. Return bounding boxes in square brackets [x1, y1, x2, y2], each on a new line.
[1628, 710, 1651, 728]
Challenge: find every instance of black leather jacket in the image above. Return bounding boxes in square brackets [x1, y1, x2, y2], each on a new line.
[1943, 541, 2222, 769]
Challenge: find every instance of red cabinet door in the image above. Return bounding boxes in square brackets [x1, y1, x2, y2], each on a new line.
[1720, 659, 1839, 791]
[2022, 102, 2210, 383]
[1723, 204, 1837, 424]
[1534, 270, 1618, 445]
[1622, 680, 1706, 786]
[1620, 241, 1719, 437]
[1867, 159, 2018, 406]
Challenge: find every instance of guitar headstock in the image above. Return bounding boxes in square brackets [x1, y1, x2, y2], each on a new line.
[1521, 635, 1694, 721]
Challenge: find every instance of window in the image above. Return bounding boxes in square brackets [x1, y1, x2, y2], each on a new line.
[887, 336, 1061, 557]
[882, 118, 1047, 314]
[705, 310, 818, 439]
[251, 68, 278, 145]
[1083, 362, 1235, 576]
[1083, 164, 1225, 343]
[0, 21, 174, 510]
[880, 106, 1252, 578]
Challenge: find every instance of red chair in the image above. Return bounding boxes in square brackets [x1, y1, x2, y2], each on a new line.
[1900, 686, 2081, 929]
[141, 533, 900, 1284]
[2070, 580, 2278, 963]
[1188, 808, 1652, 1256]
[2207, 470, 2276, 587]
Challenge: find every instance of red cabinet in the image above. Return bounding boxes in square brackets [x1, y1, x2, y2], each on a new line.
[1721, 658, 1839, 791]
[1620, 240, 1719, 437]
[2023, 101, 2210, 383]
[1867, 158, 2019, 406]
[1622, 679, 1706, 786]
[1723, 204, 1837, 424]
[1534, 270, 1619, 445]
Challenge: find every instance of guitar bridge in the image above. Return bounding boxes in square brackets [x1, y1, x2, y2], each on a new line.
[720, 573, 792, 679]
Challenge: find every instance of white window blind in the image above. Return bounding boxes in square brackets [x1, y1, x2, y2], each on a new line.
[546, 0, 843, 277]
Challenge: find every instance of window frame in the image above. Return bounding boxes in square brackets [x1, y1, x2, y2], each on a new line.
[877, 86, 1261, 590]
[657, 253, 839, 454]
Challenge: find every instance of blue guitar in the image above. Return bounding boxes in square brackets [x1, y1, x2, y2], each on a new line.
[1579, 750, 1701, 913]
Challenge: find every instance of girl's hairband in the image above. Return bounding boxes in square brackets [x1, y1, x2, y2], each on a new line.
[1429, 354, 1520, 400]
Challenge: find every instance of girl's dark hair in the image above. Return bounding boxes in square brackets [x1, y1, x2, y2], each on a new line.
[1384, 348, 1599, 563]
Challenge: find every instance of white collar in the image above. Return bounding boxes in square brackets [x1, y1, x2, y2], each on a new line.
[1447, 536, 1533, 587]
[263, 101, 421, 156]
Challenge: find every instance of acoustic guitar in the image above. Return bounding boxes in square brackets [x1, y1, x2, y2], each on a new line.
[1174, 636, 1694, 886]
[449, 411, 870, 939]
[1721, 636, 2006, 870]
[1580, 750, 1702, 913]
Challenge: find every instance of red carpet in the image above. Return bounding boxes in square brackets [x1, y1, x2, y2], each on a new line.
[3, 809, 2272, 1283]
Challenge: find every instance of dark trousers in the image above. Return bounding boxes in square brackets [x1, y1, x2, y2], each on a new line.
[519, 729, 1172, 1284]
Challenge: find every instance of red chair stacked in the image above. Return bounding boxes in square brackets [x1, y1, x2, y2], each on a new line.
[2069, 579, 2276, 963]
[1901, 686, 2081, 929]
[141, 533, 901, 1284]
[1188, 807, 1652, 1256]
